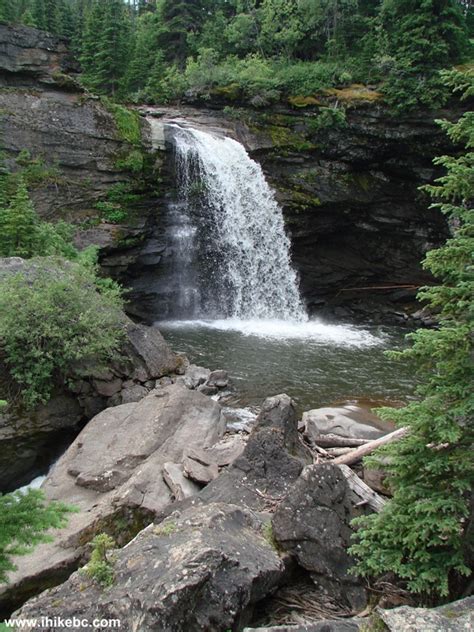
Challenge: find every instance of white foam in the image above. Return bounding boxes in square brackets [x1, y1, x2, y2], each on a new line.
[159, 318, 383, 347]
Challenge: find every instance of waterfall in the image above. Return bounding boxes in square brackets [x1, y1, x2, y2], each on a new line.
[168, 124, 308, 322]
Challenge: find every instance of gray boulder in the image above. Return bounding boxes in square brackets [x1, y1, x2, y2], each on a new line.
[272, 463, 369, 611]
[14, 503, 284, 632]
[378, 596, 474, 631]
[302, 405, 391, 447]
[0, 384, 224, 614]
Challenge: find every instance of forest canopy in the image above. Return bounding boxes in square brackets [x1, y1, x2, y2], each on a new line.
[0, 0, 472, 109]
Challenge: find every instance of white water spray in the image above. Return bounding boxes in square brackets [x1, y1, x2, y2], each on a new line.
[170, 125, 307, 322]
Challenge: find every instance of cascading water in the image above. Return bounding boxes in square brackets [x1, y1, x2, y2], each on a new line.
[149, 119, 400, 410]
[169, 124, 308, 322]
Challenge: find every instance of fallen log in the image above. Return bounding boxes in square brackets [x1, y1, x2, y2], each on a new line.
[332, 427, 409, 466]
[312, 434, 371, 448]
[337, 464, 387, 512]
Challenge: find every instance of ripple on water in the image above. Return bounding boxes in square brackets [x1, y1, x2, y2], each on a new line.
[158, 319, 415, 412]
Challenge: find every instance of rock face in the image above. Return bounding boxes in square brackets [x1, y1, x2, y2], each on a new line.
[248, 105, 452, 323]
[0, 384, 224, 615]
[0, 23, 78, 80]
[15, 503, 284, 632]
[272, 464, 369, 612]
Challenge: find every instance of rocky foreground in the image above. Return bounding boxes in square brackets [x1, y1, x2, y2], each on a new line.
[2, 353, 472, 630]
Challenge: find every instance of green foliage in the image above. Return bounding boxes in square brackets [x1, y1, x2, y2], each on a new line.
[309, 106, 347, 131]
[0, 172, 76, 260]
[95, 201, 128, 224]
[350, 72, 474, 599]
[115, 149, 144, 173]
[0, 489, 73, 583]
[0, 257, 125, 408]
[101, 98, 141, 145]
[153, 521, 177, 537]
[82, 533, 116, 587]
[380, 0, 471, 110]
[9, 0, 471, 111]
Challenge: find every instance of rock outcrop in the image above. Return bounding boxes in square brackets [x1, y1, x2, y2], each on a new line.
[0, 384, 224, 615]
[15, 503, 284, 632]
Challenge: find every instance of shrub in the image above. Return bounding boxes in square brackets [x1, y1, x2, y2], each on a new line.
[82, 533, 116, 588]
[101, 98, 141, 145]
[0, 257, 125, 408]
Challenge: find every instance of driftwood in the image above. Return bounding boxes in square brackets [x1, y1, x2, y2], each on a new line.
[337, 464, 387, 512]
[325, 447, 354, 457]
[313, 434, 370, 448]
[332, 427, 409, 466]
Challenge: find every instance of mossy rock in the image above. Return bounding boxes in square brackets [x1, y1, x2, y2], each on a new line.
[288, 95, 322, 108]
[212, 83, 241, 100]
[323, 83, 383, 104]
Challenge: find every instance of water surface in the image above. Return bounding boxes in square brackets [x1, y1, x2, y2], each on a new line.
[158, 319, 415, 412]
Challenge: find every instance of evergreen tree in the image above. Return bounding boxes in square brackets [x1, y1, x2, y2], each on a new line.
[382, 0, 471, 108]
[350, 71, 474, 599]
[0, 489, 72, 583]
[0, 0, 18, 22]
[156, 0, 208, 67]
[124, 11, 159, 95]
[81, 0, 131, 94]
[0, 176, 39, 258]
[31, 0, 47, 29]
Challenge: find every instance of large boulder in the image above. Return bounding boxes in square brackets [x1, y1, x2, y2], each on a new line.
[14, 503, 285, 632]
[272, 464, 370, 612]
[193, 393, 312, 513]
[301, 405, 392, 447]
[0, 384, 224, 615]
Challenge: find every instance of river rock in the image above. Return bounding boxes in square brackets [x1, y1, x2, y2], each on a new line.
[162, 462, 200, 500]
[14, 503, 285, 632]
[207, 369, 229, 388]
[377, 596, 474, 631]
[272, 463, 369, 612]
[182, 454, 219, 484]
[0, 384, 225, 615]
[302, 405, 390, 447]
[182, 364, 211, 389]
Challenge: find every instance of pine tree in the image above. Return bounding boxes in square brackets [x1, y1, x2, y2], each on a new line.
[382, 0, 471, 108]
[31, 0, 47, 30]
[0, 0, 16, 22]
[125, 11, 159, 95]
[81, 0, 131, 94]
[156, 0, 208, 67]
[44, 0, 61, 33]
[0, 489, 71, 583]
[0, 176, 39, 258]
[350, 70, 474, 599]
